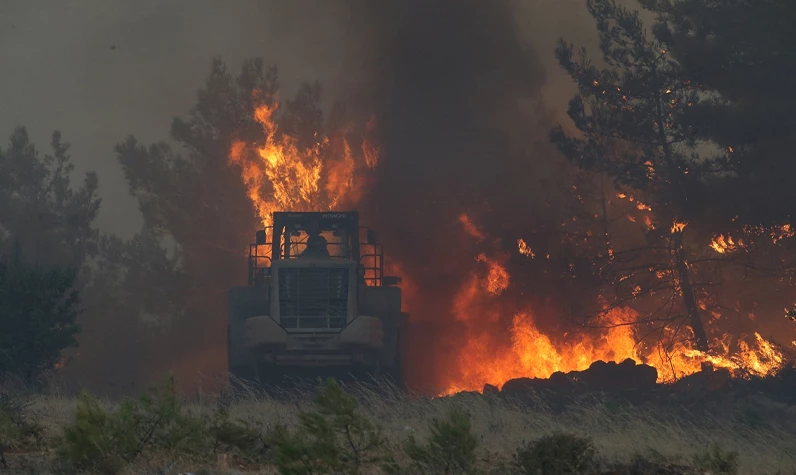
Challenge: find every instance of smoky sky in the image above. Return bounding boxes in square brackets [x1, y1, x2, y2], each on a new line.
[343, 0, 555, 272]
[0, 0, 626, 242]
[0, 0, 356, 236]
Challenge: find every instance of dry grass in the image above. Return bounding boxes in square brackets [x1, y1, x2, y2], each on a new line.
[5, 378, 796, 474]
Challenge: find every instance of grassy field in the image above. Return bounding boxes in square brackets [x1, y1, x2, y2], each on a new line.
[1, 376, 795, 474]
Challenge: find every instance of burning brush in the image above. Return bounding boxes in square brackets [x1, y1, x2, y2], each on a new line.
[226, 89, 793, 397]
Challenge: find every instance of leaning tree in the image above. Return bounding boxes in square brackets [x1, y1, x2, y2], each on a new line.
[551, 0, 737, 358]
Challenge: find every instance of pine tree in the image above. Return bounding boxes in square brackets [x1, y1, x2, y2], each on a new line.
[550, 0, 724, 353]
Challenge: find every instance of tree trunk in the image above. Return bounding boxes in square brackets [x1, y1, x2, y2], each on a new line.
[672, 231, 710, 356]
[654, 89, 711, 369]
[599, 173, 611, 256]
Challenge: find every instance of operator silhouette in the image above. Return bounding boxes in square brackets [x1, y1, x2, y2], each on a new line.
[302, 224, 330, 257]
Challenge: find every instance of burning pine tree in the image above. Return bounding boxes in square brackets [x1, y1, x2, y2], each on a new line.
[228, 83, 380, 229]
[549, 0, 794, 381]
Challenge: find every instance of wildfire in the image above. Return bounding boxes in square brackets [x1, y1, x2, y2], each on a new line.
[229, 96, 379, 228]
[643, 160, 655, 180]
[475, 252, 510, 295]
[444, 304, 649, 395]
[517, 238, 535, 258]
[226, 92, 789, 398]
[710, 224, 794, 255]
[616, 192, 652, 212]
[444, 283, 786, 395]
[441, 213, 787, 395]
[671, 220, 687, 234]
[710, 234, 742, 254]
[679, 333, 784, 376]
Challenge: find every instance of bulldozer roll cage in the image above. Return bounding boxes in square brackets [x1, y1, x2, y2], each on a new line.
[246, 211, 397, 287]
[228, 210, 408, 389]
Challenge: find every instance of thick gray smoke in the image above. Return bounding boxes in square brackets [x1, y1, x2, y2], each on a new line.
[0, 0, 355, 238]
[333, 0, 584, 390]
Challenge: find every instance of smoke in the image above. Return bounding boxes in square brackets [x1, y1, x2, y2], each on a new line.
[329, 0, 587, 391]
[0, 0, 355, 239]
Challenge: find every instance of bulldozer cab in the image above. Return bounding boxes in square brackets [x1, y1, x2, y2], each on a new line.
[270, 212, 360, 261]
[248, 211, 397, 287]
[230, 210, 407, 386]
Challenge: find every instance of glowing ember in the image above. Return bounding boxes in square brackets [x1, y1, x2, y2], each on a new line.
[517, 238, 535, 258]
[709, 224, 793, 254]
[643, 160, 655, 180]
[616, 192, 653, 212]
[774, 223, 795, 241]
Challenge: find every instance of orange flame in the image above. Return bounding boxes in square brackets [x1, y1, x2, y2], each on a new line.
[517, 239, 535, 258]
[227, 94, 787, 397]
[710, 234, 741, 254]
[444, 304, 650, 394]
[441, 214, 787, 395]
[710, 224, 793, 255]
[616, 192, 652, 212]
[475, 253, 510, 296]
[229, 98, 379, 228]
[671, 220, 687, 234]
[443, 279, 786, 395]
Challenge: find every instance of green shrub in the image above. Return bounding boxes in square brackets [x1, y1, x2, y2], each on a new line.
[693, 444, 739, 475]
[512, 432, 595, 475]
[270, 378, 391, 475]
[57, 376, 270, 474]
[57, 378, 201, 473]
[207, 407, 270, 463]
[403, 407, 479, 474]
[57, 391, 125, 473]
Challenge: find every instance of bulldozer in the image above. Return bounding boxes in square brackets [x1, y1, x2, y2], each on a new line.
[227, 211, 408, 388]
